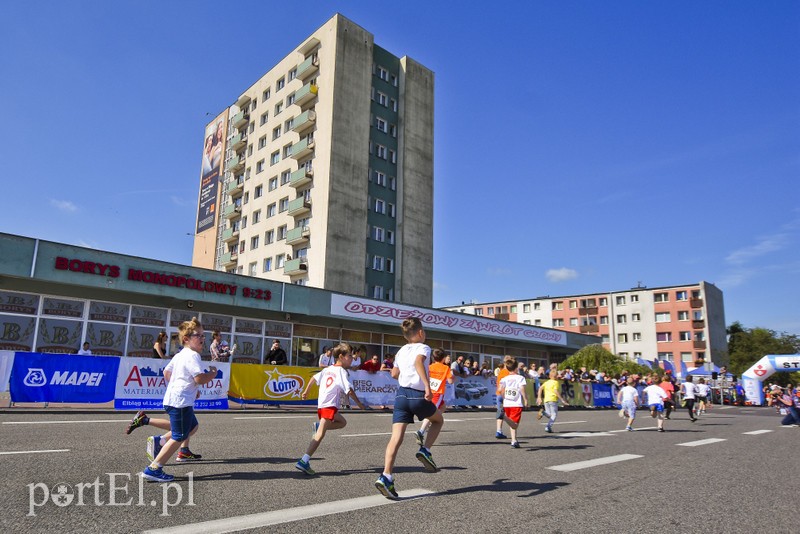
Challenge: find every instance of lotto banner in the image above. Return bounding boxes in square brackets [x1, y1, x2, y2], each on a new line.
[0, 350, 15, 392]
[228, 364, 318, 405]
[114, 357, 230, 410]
[10, 352, 119, 403]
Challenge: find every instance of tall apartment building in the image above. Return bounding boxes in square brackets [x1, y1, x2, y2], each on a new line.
[191, 14, 434, 307]
[442, 282, 728, 367]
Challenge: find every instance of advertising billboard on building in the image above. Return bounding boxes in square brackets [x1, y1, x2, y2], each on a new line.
[196, 111, 228, 233]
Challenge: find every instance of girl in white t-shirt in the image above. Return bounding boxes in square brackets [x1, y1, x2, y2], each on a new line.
[616, 378, 640, 431]
[295, 343, 365, 475]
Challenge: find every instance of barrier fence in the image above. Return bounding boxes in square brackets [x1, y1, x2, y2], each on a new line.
[1, 351, 618, 409]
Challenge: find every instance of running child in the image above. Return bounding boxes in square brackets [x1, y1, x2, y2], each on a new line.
[139, 317, 218, 482]
[494, 355, 513, 439]
[696, 377, 710, 414]
[375, 318, 443, 500]
[295, 343, 366, 475]
[497, 357, 528, 448]
[414, 348, 453, 446]
[616, 377, 640, 431]
[537, 370, 569, 433]
[643, 380, 669, 432]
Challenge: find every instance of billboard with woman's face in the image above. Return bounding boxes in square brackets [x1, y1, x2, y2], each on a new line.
[196, 111, 228, 233]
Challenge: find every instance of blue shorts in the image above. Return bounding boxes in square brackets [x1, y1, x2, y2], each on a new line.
[165, 405, 199, 441]
[649, 403, 664, 412]
[393, 386, 437, 424]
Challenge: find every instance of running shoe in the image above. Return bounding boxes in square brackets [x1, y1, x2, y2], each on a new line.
[176, 449, 203, 462]
[295, 459, 315, 475]
[495, 431, 508, 439]
[511, 441, 520, 448]
[146, 435, 163, 462]
[142, 466, 174, 483]
[626, 426, 634, 432]
[414, 429, 425, 447]
[125, 410, 148, 434]
[544, 426, 553, 433]
[415, 448, 439, 472]
[375, 475, 398, 499]
[658, 428, 666, 432]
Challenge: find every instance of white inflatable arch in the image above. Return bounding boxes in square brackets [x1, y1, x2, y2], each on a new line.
[741, 354, 800, 405]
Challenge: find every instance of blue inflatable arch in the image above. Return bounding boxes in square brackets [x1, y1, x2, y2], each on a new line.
[741, 354, 800, 405]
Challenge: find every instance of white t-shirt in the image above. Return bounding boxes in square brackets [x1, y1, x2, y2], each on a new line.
[77, 349, 92, 355]
[644, 384, 667, 406]
[500, 374, 527, 407]
[163, 347, 204, 408]
[395, 342, 431, 390]
[683, 382, 697, 399]
[318, 353, 332, 367]
[696, 383, 710, 397]
[312, 365, 352, 409]
[350, 356, 361, 369]
[620, 385, 639, 404]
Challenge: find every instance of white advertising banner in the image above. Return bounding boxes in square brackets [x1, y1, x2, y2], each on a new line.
[348, 370, 497, 408]
[330, 295, 567, 346]
[114, 357, 230, 410]
[0, 350, 14, 392]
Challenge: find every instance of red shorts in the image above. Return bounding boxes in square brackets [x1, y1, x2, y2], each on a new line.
[504, 406, 523, 424]
[431, 393, 445, 409]
[317, 407, 338, 421]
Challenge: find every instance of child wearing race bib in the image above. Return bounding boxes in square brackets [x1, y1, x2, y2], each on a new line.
[497, 357, 528, 448]
[414, 348, 453, 446]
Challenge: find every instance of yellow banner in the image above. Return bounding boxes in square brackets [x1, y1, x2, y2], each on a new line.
[229, 364, 319, 405]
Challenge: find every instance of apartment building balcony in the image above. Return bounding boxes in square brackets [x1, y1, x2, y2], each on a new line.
[286, 226, 310, 245]
[232, 111, 249, 130]
[219, 252, 237, 268]
[229, 133, 246, 151]
[579, 307, 598, 315]
[292, 110, 316, 135]
[693, 341, 707, 350]
[580, 324, 599, 334]
[294, 83, 318, 106]
[225, 156, 244, 173]
[287, 197, 311, 217]
[223, 204, 241, 220]
[289, 138, 315, 160]
[221, 227, 239, 244]
[298, 37, 320, 56]
[226, 179, 244, 196]
[284, 257, 308, 276]
[690, 298, 704, 309]
[235, 93, 251, 109]
[290, 166, 313, 187]
[296, 55, 319, 81]
[692, 320, 705, 329]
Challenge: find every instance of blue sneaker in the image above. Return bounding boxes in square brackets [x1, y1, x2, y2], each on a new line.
[495, 431, 508, 439]
[414, 429, 425, 447]
[375, 474, 398, 499]
[415, 448, 438, 472]
[295, 459, 315, 475]
[141, 466, 174, 483]
[146, 435, 163, 462]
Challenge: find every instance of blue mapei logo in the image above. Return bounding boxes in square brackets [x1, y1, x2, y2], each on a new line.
[23, 368, 47, 387]
[23, 368, 105, 387]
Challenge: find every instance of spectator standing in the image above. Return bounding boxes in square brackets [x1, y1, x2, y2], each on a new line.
[77, 342, 92, 355]
[360, 355, 381, 373]
[318, 346, 333, 367]
[381, 354, 395, 371]
[266, 339, 287, 365]
[153, 331, 167, 359]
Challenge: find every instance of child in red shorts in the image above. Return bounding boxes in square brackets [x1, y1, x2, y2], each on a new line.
[414, 348, 453, 446]
[295, 343, 365, 475]
[497, 357, 528, 448]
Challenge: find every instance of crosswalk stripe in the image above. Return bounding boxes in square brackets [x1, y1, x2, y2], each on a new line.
[742, 430, 772, 435]
[676, 438, 727, 447]
[547, 454, 643, 472]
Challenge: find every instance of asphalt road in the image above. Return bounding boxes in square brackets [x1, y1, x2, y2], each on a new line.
[0, 405, 795, 533]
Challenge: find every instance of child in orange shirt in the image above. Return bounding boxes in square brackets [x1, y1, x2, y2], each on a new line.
[415, 348, 453, 445]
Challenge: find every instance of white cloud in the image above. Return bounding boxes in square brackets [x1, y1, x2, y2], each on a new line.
[49, 199, 78, 213]
[487, 267, 512, 277]
[546, 267, 578, 283]
[725, 233, 788, 265]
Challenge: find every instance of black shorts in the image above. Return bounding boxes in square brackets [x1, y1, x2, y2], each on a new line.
[393, 386, 437, 424]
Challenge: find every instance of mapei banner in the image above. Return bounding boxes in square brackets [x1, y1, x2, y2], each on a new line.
[115, 357, 230, 410]
[228, 364, 319, 405]
[10, 352, 119, 403]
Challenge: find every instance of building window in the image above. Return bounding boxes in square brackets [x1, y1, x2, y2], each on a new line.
[553, 318, 564, 327]
[631, 313, 641, 322]
[276, 77, 285, 91]
[249, 262, 257, 276]
[274, 102, 283, 116]
[569, 318, 578, 326]
[487, 307, 494, 315]
[656, 332, 672, 342]
[376, 65, 389, 81]
[267, 203, 276, 217]
[243, 192, 249, 205]
[617, 314, 626, 324]
[375, 199, 386, 214]
[256, 160, 265, 173]
[600, 316, 609, 325]
[510, 305, 517, 313]
[693, 311, 704, 321]
[238, 240, 245, 252]
[632, 332, 642, 341]
[270, 151, 280, 165]
[260, 112, 268, 125]
[280, 170, 291, 185]
[279, 197, 289, 212]
[618, 334, 628, 343]
[273, 126, 281, 140]
[534, 303, 540, 310]
[676, 290, 688, 301]
[250, 235, 259, 249]
[681, 352, 693, 363]
[523, 304, 531, 313]
[276, 254, 285, 268]
[552, 302, 563, 311]
[284, 117, 294, 132]
[389, 149, 396, 164]
[388, 203, 395, 217]
[376, 117, 387, 132]
[278, 225, 287, 240]
[654, 292, 669, 303]
[569, 300, 578, 309]
[263, 257, 272, 272]
[386, 258, 394, 273]
[259, 136, 267, 149]
[630, 294, 639, 303]
[390, 124, 397, 137]
[599, 297, 608, 306]
[254, 185, 263, 198]
[376, 144, 387, 159]
[265, 230, 274, 244]
[474, 309, 483, 316]
[655, 312, 671, 322]
[678, 311, 689, 321]
[373, 226, 384, 242]
[616, 296, 626, 306]
[262, 88, 271, 101]
[679, 331, 691, 341]
[373, 285, 384, 299]
[252, 210, 261, 224]
[286, 93, 295, 106]
[288, 67, 297, 81]
[373, 256, 384, 271]
[386, 230, 394, 244]
[375, 171, 386, 186]
[692, 290, 702, 299]
[377, 92, 388, 106]
[389, 176, 396, 190]
[269, 177, 278, 191]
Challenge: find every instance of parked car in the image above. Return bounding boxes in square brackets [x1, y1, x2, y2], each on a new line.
[463, 381, 489, 397]
[455, 382, 482, 400]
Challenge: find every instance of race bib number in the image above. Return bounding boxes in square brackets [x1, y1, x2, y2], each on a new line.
[429, 377, 442, 391]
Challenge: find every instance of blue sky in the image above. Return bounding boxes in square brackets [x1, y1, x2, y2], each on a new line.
[2, 2, 798, 334]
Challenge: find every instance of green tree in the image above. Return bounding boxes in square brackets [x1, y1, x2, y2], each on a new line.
[727, 322, 800, 384]
[560, 344, 652, 377]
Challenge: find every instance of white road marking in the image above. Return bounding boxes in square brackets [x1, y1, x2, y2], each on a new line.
[0, 449, 70, 455]
[557, 432, 615, 437]
[2, 419, 130, 425]
[676, 438, 727, 447]
[547, 454, 643, 472]
[742, 430, 773, 435]
[142, 488, 435, 534]
[608, 426, 658, 433]
[233, 416, 312, 420]
[539, 421, 587, 426]
[340, 431, 394, 437]
[716, 406, 733, 410]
